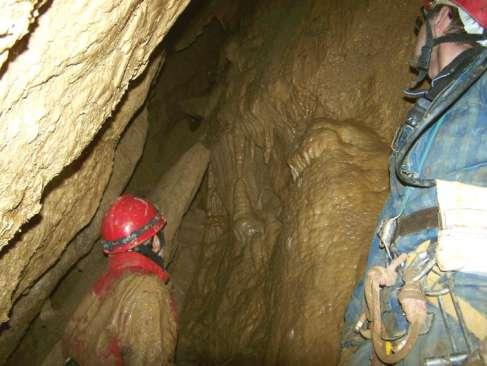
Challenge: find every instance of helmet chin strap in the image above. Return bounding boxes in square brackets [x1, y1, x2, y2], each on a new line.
[409, 7, 435, 89]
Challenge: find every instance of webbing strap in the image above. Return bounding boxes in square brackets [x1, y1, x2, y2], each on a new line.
[394, 207, 439, 240]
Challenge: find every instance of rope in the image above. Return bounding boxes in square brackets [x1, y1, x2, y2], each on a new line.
[364, 255, 428, 364]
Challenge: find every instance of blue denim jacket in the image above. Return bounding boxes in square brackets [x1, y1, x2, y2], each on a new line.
[343, 52, 487, 347]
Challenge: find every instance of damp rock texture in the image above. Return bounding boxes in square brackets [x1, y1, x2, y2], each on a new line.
[0, 0, 188, 254]
[0, 0, 190, 360]
[177, 0, 419, 364]
[0, 0, 45, 68]
[149, 143, 210, 243]
[267, 119, 389, 365]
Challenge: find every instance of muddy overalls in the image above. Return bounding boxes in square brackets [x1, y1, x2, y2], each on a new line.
[343, 47, 487, 365]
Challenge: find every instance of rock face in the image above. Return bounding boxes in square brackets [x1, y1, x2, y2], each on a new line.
[0, 0, 46, 68]
[0, 0, 189, 254]
[267, 118, 389, 365]
[176, 0, 419, 364]
[149, 143, 210, 243]
[0, 0, 190, 360]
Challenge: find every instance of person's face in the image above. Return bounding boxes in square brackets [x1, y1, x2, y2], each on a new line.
[151, 234, 164, 259]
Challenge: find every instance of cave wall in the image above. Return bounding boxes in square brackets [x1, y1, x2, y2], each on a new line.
[177, 0, 419, 365]
[0, 1, 46, 68]
[126, 6, 227, 198]
[0, 0, 191, 361]
[0, 0, 189, 257]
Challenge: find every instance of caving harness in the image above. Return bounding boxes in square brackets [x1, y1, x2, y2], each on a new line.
[357, 180, 487, 365]
[358, 238, 487, 365]
[353, 15, 487, 364]
[398, 46, 487, 188]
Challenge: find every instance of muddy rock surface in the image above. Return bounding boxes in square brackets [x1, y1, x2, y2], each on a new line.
[266, 118, 389, 365]
[0, 0, 189, 259]
[177, 0, 417, 365]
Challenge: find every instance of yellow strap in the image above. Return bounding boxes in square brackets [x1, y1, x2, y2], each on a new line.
[385, 341, 393, 355]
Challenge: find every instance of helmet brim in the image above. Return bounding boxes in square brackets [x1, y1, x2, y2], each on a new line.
[102, 215, 167, 254]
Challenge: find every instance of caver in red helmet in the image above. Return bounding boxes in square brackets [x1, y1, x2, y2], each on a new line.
[101, 194, 167, 254]
[423, 0, 487, 29]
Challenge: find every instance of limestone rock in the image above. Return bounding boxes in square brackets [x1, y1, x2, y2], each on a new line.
[267, 119, 388, 365]
[149, 143, 210, 243]
[177, 0, 418, 364]
[0, 0, 46, 68]
[0, 0, 189, 256]
[169, 207, 207, 309]
[173, 0, 240, 51]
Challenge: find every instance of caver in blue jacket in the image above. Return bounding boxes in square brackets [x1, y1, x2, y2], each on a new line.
[343, 47, 487, 365]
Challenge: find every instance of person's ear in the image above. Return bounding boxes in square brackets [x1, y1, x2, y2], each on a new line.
[151, 235, 161, 253]
[433, 6, 452, 37]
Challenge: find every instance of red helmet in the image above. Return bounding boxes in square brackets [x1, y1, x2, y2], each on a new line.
[101, 194, 167, 254]
[423, 0, 487, 29]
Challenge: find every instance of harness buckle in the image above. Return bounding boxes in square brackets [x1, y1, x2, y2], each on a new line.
[377, 216, 399, 262]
